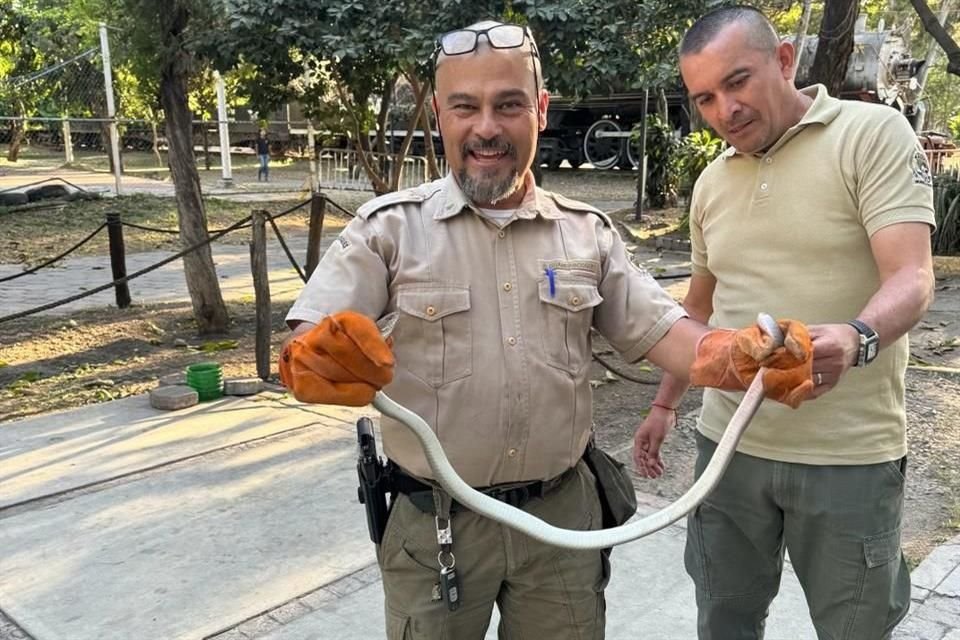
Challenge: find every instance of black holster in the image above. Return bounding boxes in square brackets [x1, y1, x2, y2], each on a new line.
[356, 417, 393, 544]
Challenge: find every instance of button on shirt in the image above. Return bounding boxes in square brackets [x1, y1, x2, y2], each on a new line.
[287, 173, 685, 486]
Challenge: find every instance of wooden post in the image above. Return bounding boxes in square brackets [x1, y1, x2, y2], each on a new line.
[202, 120, 211, 171]
[250, 210, 272, 380]
[305, 191, 327, 279]
[106, 212, 131, 309]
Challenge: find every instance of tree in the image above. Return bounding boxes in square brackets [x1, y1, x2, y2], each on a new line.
[809, 0, 860, 95]
[222, 0, 705, 193]
[909, 0, 960, 75]
[114, 0, 230, 334]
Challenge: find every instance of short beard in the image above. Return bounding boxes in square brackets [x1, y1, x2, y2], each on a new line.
[458, 166, 522, 205]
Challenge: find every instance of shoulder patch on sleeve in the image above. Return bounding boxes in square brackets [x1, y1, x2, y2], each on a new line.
[911, 148, 933, 187]
[356, 188, 424, 220]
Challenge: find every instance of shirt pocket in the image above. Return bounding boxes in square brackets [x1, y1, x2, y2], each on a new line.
[537, 276, 603, 374]
[395, 284, 472, 388]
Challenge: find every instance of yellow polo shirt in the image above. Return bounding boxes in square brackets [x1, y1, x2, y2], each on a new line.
[691, 85, 935, 464]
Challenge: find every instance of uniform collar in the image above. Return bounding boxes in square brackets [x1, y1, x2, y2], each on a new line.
[435, 171, 564, 221]
[724, 84, 841, 159]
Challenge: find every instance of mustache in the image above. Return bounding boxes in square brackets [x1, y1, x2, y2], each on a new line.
[461, 138, 516, 159]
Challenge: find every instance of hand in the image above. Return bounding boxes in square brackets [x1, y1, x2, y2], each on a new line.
[690, 319, 814, 408]
[633, 405, 677, 478]
[808, 323, 860, 399]
[279, 311, 395, 406]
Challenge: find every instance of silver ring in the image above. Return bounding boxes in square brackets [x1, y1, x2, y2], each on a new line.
[816, 372, 823, 386]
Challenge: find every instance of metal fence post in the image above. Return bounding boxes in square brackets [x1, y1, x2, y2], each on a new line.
[305, 192, 327, 280]
[98, 23, 123, 196]
[62, 117, 74, 164]
[250, 210, 271, 380]
[105, 212, 131, 308]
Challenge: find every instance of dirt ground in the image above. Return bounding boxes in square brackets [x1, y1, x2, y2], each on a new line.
[1, 167, 959, 568]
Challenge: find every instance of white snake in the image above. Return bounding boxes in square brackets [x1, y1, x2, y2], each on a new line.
[372, 313, 783, 550]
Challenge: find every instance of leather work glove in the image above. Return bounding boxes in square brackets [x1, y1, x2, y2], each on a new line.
[690, 319, 814, 409]
[279, 311, 395, 406]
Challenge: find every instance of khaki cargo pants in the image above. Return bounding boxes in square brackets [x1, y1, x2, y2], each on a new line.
[685, 432, 911, 640]
[378, 460, 608, 639]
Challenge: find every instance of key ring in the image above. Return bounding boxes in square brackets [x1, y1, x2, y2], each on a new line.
[438, 549, 456, 570]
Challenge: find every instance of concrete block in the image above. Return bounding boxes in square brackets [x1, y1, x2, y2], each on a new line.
[913, 544, 960, 591]
[224, 377, 263, 396]
[158, 372, 186, 386]
[893, 613, 948, 640]
[268, 600, 312, 625]
[149, 385, 199, 410]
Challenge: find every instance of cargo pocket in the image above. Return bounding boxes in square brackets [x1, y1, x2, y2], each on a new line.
[395, 284, 472, 388]
[538, 278, 602, 373]
[864, 529, 901, 569]
[849, 528, 909, 637]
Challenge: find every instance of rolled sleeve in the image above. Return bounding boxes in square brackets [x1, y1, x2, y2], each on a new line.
[592, 223, 687, 362]
[285, 217, 390, 326]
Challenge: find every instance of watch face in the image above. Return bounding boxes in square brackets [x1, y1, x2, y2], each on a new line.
[867, 341, 879, 361]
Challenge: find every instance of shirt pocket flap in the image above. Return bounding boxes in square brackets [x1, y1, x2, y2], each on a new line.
[398, 286, 471, 322]
[863, 529, 901, 569]
[538, 279, 603, 312]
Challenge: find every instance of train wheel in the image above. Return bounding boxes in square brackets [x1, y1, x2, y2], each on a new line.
[626, 127, 644, 170]
[583, 119, 623, 170]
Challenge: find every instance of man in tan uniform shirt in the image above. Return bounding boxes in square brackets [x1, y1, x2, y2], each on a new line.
[635, 7, 936, 639]
[281, 20, 813, 640]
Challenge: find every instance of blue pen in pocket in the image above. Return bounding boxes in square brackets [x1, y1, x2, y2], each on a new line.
[545, 267, 556, 298]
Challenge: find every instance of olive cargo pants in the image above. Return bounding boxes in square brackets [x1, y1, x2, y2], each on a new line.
[685, 432, 911, 640]
[378, 460, 608, 639]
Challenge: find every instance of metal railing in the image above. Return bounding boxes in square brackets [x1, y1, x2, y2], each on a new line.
[316, 148, 447, 192]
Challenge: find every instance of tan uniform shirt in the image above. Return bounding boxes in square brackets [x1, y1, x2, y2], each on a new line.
[690, 85, 936, 464]
[288, 173, 685, 486]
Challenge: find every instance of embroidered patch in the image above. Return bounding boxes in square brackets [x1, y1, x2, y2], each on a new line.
[912, 149, 933, 186]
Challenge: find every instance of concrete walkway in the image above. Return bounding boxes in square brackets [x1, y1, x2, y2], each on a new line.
[0, 390, 957, 640]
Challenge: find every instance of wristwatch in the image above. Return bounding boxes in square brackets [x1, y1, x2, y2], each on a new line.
[846, 319, 880, 367]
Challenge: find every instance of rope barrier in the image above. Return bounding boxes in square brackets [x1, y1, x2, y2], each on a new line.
[265, 213, 307, 282]
[325, 197, 356, 218]
[0, 223, 107, 284]
[0, 214, 252, 324]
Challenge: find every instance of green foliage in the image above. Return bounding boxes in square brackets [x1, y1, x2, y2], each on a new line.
[933, 171, 960, 255]
[676, 128, 725, 197]
[635, 114, 681, 209]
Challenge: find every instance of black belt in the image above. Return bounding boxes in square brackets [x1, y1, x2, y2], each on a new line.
[391, 464, 567, 514]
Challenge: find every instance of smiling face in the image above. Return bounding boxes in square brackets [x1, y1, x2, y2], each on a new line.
[434, 45, 548, 208]
[680, 22, 799, 154]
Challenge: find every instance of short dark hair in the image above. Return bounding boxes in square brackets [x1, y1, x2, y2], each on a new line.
[680, 5, 780, 57]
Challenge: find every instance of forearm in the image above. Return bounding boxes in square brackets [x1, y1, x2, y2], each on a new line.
[857, 265, 934, 350]
[646, 281, 715, 407]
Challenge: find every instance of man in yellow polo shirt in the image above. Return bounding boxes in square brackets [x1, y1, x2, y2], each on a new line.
[634, 6, 936, 639]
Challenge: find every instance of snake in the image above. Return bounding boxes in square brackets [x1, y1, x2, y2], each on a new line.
[371, 312, 784, 550]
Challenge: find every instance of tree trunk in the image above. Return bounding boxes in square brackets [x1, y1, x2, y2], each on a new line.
[160, 47, 229, 334]
[6, 119, 24, 162]
[793, 0, 814, 70]
[420, 106, 441, 179]
[918, 0, 953, 91]
[910, 0, 960, 77]
[809, 0, 860, 96]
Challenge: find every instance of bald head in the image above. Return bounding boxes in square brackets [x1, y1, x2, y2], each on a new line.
[680, 6, 781, 59]
[435, 20, 543, 90]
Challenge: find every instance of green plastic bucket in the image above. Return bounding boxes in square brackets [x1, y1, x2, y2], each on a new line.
[186, 362, 223, 401]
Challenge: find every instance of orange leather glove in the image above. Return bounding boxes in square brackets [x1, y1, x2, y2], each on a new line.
[279, 311, 395, 406]
[690, 319, 814, 409]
